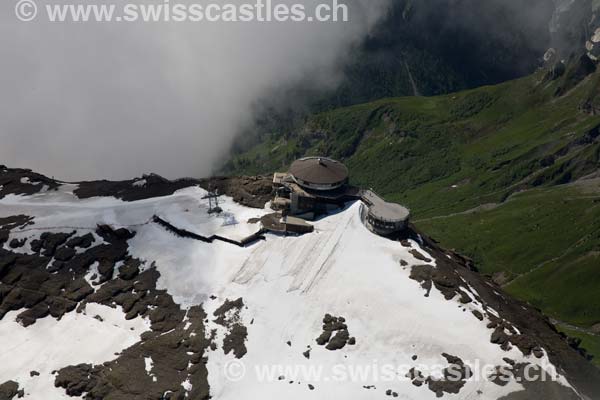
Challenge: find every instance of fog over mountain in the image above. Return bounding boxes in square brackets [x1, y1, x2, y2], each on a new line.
[0, 0, 391, 180]
[0, 0, 581, 181]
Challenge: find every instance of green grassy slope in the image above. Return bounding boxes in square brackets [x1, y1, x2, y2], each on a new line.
[418, 184, 600, 327]
[223, 68, 600, 363]
[558, 325, 600, 368]
[227, 71, 600, 210]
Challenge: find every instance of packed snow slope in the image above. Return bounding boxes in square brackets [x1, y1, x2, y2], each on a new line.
[0, 166, 599, 400]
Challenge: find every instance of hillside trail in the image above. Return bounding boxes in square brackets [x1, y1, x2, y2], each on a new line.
[551, 319, 600, 338]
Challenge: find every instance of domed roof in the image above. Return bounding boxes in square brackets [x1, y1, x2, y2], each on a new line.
[289, 157, 349, 186]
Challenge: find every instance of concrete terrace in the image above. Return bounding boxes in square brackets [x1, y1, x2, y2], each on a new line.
[360, 189, 410, 223]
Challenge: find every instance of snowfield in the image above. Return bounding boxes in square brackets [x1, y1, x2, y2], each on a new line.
[0, 184, 575, 399]
[0, 303, 150, 399]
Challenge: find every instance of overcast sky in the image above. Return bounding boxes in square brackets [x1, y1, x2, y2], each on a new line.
[0, 0, 391, 180]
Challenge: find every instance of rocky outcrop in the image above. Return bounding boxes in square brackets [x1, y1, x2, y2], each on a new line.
[0, 221, 213, 399]
[198, 176, 273, 209]
[2, 164, 273, 211]
[0, 166, 60, 199]
[54, 305, 210, 400]
[315, 314, 356, 351]
[74, 173, 199, 202]
[0, 164, 273, 210]
[213, 298, 248, 359]
[0, 381, 22, 400]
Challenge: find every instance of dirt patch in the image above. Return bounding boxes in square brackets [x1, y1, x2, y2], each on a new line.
[409, 249, 432, 263]
[303, 347, 312, 359]
[64, 233, 95, 249]
[222, 324, 248, 359]
[425, 353, 472, 397]
[213, 298, 244, 322]
[31, 231, 76, 257]
[0, 381, 22, 400]
[405, 354, 471, 397]
[0, 216, 34, 245]
[315, 314, 356, 351]
[409, 264, 471, 304]
[213, 298, 248, 358]
[406, 367, 426, 387]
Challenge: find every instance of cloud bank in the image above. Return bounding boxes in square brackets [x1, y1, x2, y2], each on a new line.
[0, 0, 390, 180]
